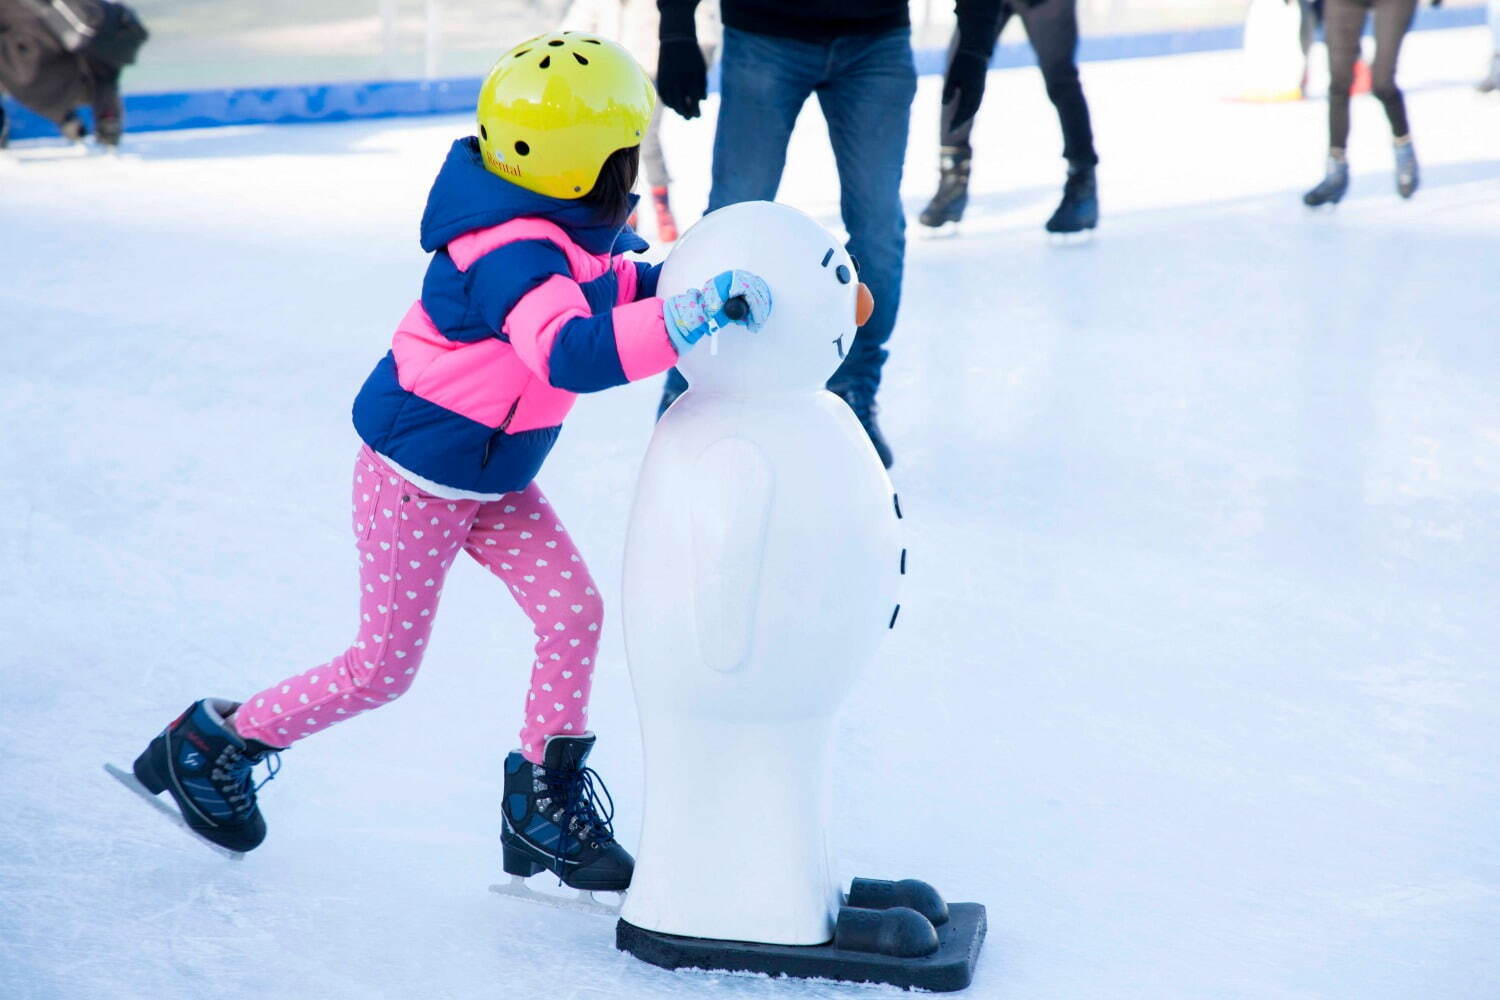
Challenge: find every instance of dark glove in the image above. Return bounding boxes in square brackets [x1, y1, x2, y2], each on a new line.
[947, 2, 1001, 131]
[657, 5, 707, 119]
[943, 47, 990, 132]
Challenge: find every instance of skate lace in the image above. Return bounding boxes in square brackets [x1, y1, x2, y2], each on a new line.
[213, 747, 282, 818]
[549, 765, 616, 852]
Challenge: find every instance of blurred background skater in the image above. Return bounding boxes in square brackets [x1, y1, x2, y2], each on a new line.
[1479, 0, 1500, 90]
[919, 0, 1099, 236]
[560, 0, 721, 241]
[0, 0, 146, 149]
[1303, 0, 1435, 207]
[652, 0, 1001, 468]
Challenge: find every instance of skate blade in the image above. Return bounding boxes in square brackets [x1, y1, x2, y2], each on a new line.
[489, 875, 623, 917]
[1046, 228, 1097, 246]
[916, 221, 961, 240]
[103, 763, 246, 861]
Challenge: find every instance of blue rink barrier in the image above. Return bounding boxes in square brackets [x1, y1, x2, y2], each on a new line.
[3, 4, 1485, 142]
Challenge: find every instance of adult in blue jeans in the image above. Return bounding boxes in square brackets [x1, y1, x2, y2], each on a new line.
[653, 0, 1003, 469]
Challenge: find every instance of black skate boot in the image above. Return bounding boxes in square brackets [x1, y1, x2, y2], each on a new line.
[500, 734, 633, 893]
[830, 382, 893, 469]
[1394, 137, 1418, 199]
[918, 147, 971, 230]
[125, 698, 282, 854]
[1303, 152, 1349, 207]
[1046, 161, 1099, 234]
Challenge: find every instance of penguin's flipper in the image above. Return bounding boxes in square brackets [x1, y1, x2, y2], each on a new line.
[689, 437, 773, 674]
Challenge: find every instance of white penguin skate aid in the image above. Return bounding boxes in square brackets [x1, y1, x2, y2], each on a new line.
[613, 203, 983, 991]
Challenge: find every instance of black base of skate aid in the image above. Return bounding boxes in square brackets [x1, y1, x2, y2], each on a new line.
[616, 877, 986, 992]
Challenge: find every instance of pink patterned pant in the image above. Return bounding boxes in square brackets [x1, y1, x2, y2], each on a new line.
[233, 447, 601, 763]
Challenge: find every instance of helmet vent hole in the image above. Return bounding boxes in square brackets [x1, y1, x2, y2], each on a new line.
[539, 55, 551, 68]
[583, 38, 601, 44]
[513, 48, 530, 57]
[514, 140, 530, 156]
[547, 39, 564, 47]
[573, 52, 588, 65]
[479, 125, 488, 140]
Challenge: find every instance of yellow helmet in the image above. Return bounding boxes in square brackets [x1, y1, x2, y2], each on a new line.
[477, 32, 656, 200]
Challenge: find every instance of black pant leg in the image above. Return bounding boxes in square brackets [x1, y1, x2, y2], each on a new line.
[1019, 0, 1097, 165]
[1323, 0, 1367, 150]
[1370, 0, 1417, 137]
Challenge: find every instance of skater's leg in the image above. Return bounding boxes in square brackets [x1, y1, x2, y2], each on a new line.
[1323, 0, 1366, 151]
[233, 448, 477, 746]
[1369, 0, 1416, 138]
[817, 28, 916, 398]
[1299, 0, 1320, 59]
[462, 483, 602, 764]
[920, 14, 1007, 230]
[640, 89, 669, 189]
[1020, 0, 1097, 167]
[705, 27, 815, 211]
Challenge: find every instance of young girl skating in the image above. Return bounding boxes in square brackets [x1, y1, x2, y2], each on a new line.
[115, 33, 772, 894]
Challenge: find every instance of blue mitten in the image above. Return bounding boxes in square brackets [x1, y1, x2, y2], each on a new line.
[664, 270, 773, 355]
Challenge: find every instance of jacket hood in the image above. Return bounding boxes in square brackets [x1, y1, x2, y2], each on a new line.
[419, 138, 648, 257]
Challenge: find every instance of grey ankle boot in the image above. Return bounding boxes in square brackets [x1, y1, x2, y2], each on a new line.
[1303, 154, 1349, 207]
[1394, 138, 1419, 199]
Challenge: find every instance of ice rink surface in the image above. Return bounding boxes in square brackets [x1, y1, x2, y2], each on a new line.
[2, 27, 1498, 1000]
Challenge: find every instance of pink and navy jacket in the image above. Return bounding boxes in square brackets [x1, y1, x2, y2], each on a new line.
[353, 137, 677, 494]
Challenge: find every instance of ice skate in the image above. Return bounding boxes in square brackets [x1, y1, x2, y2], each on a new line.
[918, 148, 970, 237]
[1479, 54, 1500, 92]
[491, 733, 632, 917]
[1303, 153, 1349, 207]
[1046, 162, 1099, 237]
[1394, 137, 1419, 199]
[651, 186, 678, 242]
[108, 698, 282, 856]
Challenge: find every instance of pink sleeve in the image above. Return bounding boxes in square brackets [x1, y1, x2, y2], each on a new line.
[613, 297, 679, 381]
[614, 256, 640, 305]
[504, 274, 592, 385]
[505, 277, 679, 388]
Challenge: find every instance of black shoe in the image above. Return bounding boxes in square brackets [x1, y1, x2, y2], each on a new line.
[919, 148, 971, 228]
[59, 111, 87, 143]
[830, 383, 893, 469]
[1303, 155, 1349, 207]
[131, 699, 282, 853]
[1046, 162, 1099, 234]
[500, 734, 633, 892]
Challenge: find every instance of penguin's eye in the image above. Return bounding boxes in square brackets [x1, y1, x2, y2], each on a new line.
[820, 247, 851, 283]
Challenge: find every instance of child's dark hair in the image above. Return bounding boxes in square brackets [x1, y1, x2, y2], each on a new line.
[581, 145, 640, 227]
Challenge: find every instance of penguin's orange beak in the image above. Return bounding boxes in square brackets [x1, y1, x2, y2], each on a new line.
[855, 282, 874, 327]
